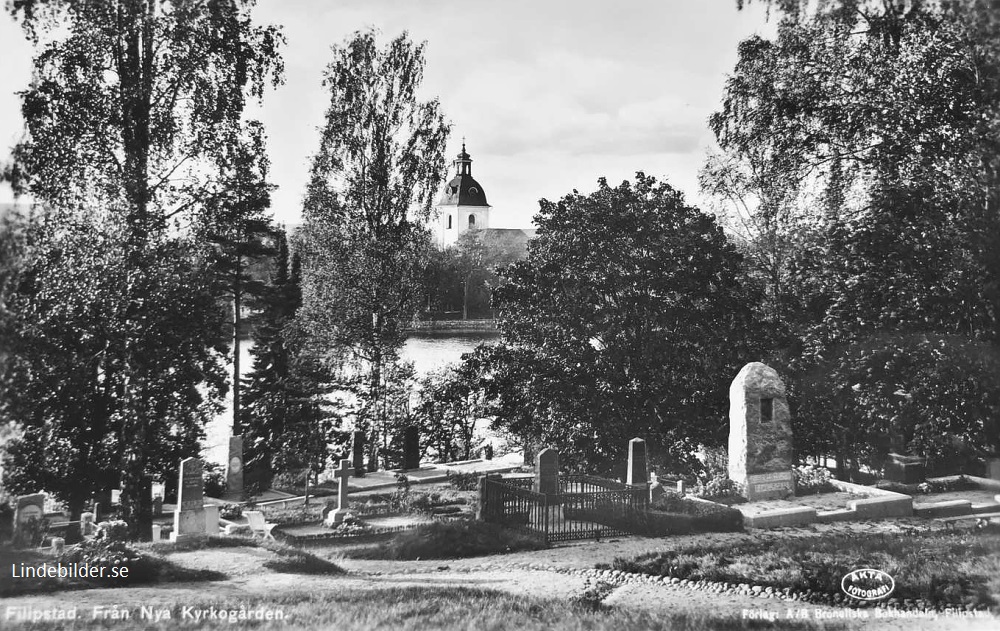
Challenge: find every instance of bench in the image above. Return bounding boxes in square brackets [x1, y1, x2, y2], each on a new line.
[245, 511, 277, 542]
[936, 511, 1000, 530]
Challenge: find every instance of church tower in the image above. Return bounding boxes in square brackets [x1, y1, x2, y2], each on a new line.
[436, 141, 491, 248]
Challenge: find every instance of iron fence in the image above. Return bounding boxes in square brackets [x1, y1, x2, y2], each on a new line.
[479, 475, 648, 544]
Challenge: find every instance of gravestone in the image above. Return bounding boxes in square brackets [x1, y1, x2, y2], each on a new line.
[171, 457, 206, 543]
[533, 448, 562, 522]
[352, 431, 365, 478]
[226, 436, 244, 498]
[403, 426, 420, 470]
[323, 459, 354, 527]
[728, 362, 795, 500]
[152, 496, 163, 517]
[81, 512, 96, 537]
[483, 444, 494, 461]
[534, 448, 559, 495]
[626, 438, 648, 486]
[988, 458, 1000, 481]
[885, 453, 926, 484]
[204, 504, 220, 536]
[15, 493, 45, 527]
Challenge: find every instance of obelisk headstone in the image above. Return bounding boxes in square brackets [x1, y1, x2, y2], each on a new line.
[402, 426, 420, 470]
[728, 362, 795, 500]
[352, 430, 365, 478]
[226, 436, 244, 498]
[626, 438, 648, 486]
[323, 459, 354, 527]
[171, 457, 206, 542]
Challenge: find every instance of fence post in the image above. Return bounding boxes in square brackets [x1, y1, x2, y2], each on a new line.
[476, 476, 488, 521]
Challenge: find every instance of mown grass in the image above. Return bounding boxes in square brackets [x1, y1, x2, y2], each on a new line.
[348, 520, 547, 560]
[0, 544, 226, 597]
[11, 586, 849, 630]
[613, 526, 1000, 610]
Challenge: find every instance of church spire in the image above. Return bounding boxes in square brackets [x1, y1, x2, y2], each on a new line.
[455, 138, 472, 176]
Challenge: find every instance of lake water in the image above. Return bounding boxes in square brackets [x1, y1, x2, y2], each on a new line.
[203, 330, 499, 464]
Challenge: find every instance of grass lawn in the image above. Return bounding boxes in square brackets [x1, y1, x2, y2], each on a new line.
[13, 586, 849, 630]
[612, 526, 1000, 611]
[348, 520, 546, 560]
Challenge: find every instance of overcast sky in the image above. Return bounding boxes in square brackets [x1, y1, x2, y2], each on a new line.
[0, 0, 773, 228]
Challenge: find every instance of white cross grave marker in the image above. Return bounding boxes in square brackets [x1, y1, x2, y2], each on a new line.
[324, 459, 354, 527]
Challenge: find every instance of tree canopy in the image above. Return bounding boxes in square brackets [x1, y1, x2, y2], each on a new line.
[483, 174, 761, 474]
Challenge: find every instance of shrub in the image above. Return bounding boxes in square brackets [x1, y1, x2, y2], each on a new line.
[691, 474, 744, 500]
[793, 465, 835, 495]
[95, 520, 130, 542]
[447, 471, 480, 491]
[219, 503, 243, 520]
[354, 521, 546, 560]
[203, 462, 226, 498]
[12, 515, 48, 548]
[59, 537, 157, 585]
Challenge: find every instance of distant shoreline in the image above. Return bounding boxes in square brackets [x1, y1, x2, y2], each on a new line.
[406, 319, 497, 332]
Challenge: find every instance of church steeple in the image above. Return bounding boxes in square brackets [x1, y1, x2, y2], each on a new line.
[454, 138, 472, 176]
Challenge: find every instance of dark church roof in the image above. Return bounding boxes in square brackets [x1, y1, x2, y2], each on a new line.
[438, 143, 489, 207]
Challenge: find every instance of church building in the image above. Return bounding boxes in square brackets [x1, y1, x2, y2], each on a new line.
[434, 141, 535, 251]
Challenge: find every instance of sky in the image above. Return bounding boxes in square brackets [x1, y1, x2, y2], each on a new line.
[0, 0, 774, 228]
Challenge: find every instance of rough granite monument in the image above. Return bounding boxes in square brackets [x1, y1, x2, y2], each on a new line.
[226, 435, 244, 498]
[728, 362, 795, 500]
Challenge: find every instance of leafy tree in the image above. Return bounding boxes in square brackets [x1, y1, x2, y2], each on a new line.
[1, 218, 226, 536]
[483, 174, 761, 474]
[714, 0, 1000, 473]
[413, 362, 487, 463]
[2, 0, 282, 538]
[296, 29, 449, 472]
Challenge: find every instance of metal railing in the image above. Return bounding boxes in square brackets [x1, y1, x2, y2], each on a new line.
[480, 475, 648, 544]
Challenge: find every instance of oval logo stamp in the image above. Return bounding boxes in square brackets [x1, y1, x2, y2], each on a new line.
[841, 569, 895, 601]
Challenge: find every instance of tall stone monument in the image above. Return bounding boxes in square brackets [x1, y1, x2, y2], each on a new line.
[171, 457, 206, 543]
[534, 448, 560, 495]
[352, 430, 365, 478]
[626, 438, 648, 486]
[226, 436, 244, 498]
[403, 426, 420, 470]
[728, 362, 795, 500]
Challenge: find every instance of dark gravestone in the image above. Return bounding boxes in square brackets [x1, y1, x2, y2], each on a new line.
[885, 453, 927, 484]
[534, 448, 559, 496]
[627, 438, 648, 486]
[483, 444, 494, 461]
[352, 430, 365, 478]
[403, 426, 420, 470]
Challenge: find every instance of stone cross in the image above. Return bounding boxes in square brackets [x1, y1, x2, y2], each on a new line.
[324, 459, 354, 527]
[171, 457, 206, 542]
[534, 448, 560, 496]
[728, 362, 795, 500]
[351, 430, 365, 478]
[626, 438, 648, 486]
[226, 435, 244, 498]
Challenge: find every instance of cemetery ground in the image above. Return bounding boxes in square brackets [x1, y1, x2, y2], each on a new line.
[3, 489, 999, 630]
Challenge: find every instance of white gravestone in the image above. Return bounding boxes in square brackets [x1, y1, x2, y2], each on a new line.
[171, 457, 206, 543]
[323, 460, 354, 527]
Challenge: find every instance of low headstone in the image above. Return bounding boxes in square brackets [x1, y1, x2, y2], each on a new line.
[51, 537, 65, 555]
[728, 362, 795, 501]
[352, 431, 365, 478]
[81, 512, 96, 536]
[403, 426, 420, 470]
[626, 438, 648, 486]
[885, 453, 927, 484]
[649, 477, 666, 503]
[152, 524, 161, 541]
[988, 458, 1000, 481]
[483, 444, 494, 461]
[14, 493, 46, 527]
[110, 489, 121, 505]
[152, 496, 163, 517]
[226, 436, 244, 498]
[676, 480, 687, 496]
[323, 459, 354, 527]
[204, 504, 220, 536]
[171, 457, 206, 543]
